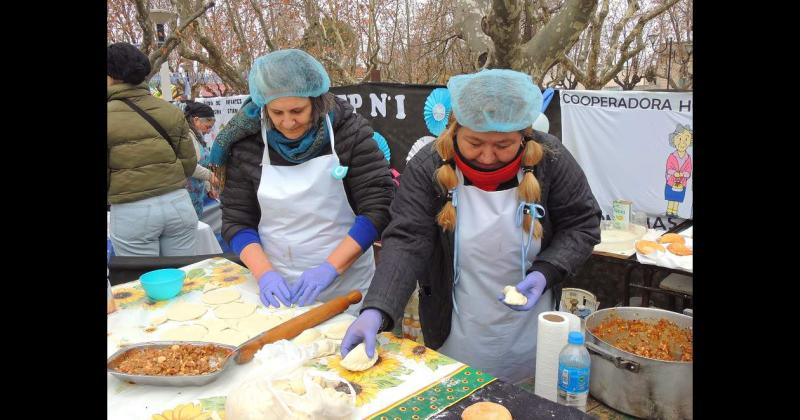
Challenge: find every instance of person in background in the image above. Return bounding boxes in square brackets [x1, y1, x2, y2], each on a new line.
[107, 42, 198, 256]
[183, 101, 220, 218]
[211, 49, 393, 313]
[340, 69, 601, 383]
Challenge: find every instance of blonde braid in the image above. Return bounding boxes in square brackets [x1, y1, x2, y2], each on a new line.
[518, 128, 545, 238]
[434, 116, 460, 231]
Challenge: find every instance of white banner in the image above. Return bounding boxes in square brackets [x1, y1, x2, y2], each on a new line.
[560, 90, 693, 223]
[194, 95, 249, 146]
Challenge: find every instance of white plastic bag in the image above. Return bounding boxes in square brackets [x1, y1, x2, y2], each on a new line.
[226, 339, 356, 420]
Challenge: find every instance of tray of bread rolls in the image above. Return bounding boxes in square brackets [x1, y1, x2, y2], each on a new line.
[634, 232, 693, 272]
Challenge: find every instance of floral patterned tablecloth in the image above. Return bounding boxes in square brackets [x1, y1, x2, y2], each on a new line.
[108, 258, 495, 419]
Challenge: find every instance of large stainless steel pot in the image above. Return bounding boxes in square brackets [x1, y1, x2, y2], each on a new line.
[585, 307, 692, 420]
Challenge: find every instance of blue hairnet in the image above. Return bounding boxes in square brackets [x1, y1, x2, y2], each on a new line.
[247, 49, 331, 110]
[447, 69, 542, 132]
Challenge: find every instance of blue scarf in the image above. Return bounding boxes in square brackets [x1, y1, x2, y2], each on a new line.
[208, 97, 335, 166]
[265, 116, 330, 164]
[208, 98, 261, 167]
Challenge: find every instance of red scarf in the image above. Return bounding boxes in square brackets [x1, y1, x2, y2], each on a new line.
[453, 143, 523, 191]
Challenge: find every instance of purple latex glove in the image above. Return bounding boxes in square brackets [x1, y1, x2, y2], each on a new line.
[290, 261, 339, 306]
[258, 271, 292, 308]
[497, 271, 547, 311]
[341, 308, 383, 358]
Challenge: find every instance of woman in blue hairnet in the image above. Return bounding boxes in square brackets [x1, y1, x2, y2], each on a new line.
[340, 69, 601, 383]
[212, 49, 393, 314]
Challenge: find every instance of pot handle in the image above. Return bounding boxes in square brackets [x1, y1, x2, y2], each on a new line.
[585, 341, 641, 373]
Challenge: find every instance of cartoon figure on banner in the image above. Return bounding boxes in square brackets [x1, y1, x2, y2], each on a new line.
[664, 124, 693, 217]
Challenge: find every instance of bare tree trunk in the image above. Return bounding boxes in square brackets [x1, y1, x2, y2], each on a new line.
[520, 0, 597, 83]
[454, 0, 495, 68]
[484, 0, 523, 69]
[522, 1, 534, 43]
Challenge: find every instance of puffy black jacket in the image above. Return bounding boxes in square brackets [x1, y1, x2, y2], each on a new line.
[221, 96, 394, 244]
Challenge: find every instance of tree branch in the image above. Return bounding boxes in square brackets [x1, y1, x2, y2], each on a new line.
[559, 55, 587, 83]
[132, 0, 155, 55]
[247, 0, 276, 52]
[146, 2, 216, 80]
[225, 0, 252, 71]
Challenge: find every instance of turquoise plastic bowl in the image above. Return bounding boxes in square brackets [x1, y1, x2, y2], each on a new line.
[139, 268, 185, 301]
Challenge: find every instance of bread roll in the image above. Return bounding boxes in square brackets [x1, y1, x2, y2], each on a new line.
[635, 240, 665, 255]
[658, 233, 685, 245]
[461, 401, 512, 420]
[667, 242, 693, 256]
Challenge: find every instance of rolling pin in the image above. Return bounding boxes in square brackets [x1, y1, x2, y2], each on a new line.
[234, 290, 362, 364]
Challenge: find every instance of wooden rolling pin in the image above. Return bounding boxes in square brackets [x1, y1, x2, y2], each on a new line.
[234, 290, 362, 364]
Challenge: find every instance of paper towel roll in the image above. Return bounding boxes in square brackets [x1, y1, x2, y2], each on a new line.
[534, 311, 572, 402]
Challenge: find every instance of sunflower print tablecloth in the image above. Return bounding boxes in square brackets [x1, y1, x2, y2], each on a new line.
[108, 258, 495, 419]
[110, 257, 251, 311]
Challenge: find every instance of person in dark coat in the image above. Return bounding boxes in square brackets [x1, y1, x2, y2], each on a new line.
[213, 49, 393, 314]
[340, 69, 601, 383]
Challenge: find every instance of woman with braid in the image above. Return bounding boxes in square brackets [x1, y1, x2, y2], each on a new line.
[340, 69, 601, 383]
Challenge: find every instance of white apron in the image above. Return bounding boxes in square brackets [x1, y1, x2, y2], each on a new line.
[257, 115, 374, 315]
[437, 168, 553, 383]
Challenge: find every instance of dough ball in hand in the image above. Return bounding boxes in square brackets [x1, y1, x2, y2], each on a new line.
[502, 285, 527, 306]
[461, 401, 512, 420]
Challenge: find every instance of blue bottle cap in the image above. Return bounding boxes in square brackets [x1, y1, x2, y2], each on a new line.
[568, 331, 584, 345]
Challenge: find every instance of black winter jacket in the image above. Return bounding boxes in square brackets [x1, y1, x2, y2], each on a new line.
[361, 133, 602, 349]
[221, 97, 394, 244]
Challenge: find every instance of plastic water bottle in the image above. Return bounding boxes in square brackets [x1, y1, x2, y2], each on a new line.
[557, 331, 591, 412]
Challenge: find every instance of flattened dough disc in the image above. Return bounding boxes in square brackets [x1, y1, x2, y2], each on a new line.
[237, 313, 283, 336]
[202, 287, 241, 305]
[323, 320, 353, 340]
[214, 302, 257, 319]
[166, 303, 208, 321]
[205, 328, 250, 346]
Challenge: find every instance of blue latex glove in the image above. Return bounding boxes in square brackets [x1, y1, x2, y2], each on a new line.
[341, 308, 384, 358]
[497, 271, 547, 311]
[258, 271, 292, 308]
[290, 261, 339, 306]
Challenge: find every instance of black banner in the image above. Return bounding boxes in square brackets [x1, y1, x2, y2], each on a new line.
[330, 83, 563, 173]
[330, 83, 441, 173]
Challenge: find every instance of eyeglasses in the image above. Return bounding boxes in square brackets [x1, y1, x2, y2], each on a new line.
[195, 117, 216, 125]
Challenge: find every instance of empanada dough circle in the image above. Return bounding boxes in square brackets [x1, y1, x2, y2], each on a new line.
[166, 303, 208, 321]
[292, 328, 322, 345]
[323, 320, 353, 340]
[202, 287, 241, 305]
[214, 302, 257, 319]
[205, 328, 249, 346]
[237, 313, 283, 336]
